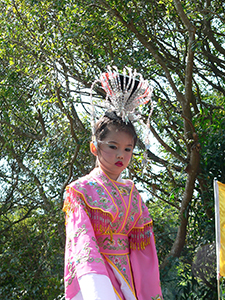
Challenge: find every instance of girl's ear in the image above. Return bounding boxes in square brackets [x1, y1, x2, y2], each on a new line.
[90, 141, 97, 156]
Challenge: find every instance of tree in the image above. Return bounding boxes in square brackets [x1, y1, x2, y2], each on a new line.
[0, 0, 225, 298]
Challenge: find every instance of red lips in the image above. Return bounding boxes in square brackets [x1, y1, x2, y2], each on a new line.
[115, 161, 123, 167]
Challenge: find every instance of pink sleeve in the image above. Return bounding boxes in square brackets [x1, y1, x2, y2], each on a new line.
[63, 188, 109, 299]
[130, 235, 163, 299]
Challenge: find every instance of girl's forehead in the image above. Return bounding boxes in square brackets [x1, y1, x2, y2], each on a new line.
[103, 128, 134, 145]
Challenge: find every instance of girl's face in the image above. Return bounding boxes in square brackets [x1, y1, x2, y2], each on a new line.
[93, 128, 134, 181]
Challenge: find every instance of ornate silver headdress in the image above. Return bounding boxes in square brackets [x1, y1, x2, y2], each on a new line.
[90, 66, 154, 151]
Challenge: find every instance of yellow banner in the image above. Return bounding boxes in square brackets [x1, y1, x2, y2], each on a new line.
[218, 181, 225, 277]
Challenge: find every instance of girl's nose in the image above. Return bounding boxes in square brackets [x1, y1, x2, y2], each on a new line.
[117, 152, 124, 159]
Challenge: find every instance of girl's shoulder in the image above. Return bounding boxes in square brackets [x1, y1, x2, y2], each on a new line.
[67, 172, 94, 189]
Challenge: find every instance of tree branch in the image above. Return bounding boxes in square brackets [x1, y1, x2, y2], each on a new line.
[149, 124, 188, 164]
[161, 142, 200, 268]
[173, 0, 196, 135]
[60, 146, 80, 202]
[0, 120, 45, 141]
[0, 134, 52, 211]
[136, 138, 182, 172]
[97, 0, 185, 104]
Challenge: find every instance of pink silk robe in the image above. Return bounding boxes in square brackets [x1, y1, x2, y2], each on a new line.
[63, 168, 163, 300]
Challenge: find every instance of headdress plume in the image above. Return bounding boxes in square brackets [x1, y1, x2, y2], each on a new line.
[90, 66, 154, 152]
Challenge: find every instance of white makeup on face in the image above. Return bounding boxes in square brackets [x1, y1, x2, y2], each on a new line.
[96, 130, 134, 181]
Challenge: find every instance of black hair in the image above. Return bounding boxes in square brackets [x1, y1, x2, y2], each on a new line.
[94, 111, 137, 147]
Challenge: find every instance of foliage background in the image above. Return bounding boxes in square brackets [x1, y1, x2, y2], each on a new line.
[0, 0, 225, 299]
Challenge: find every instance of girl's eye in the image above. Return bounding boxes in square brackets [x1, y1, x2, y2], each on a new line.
[109, 145, 117, 150]
[125, 148, 132, 152]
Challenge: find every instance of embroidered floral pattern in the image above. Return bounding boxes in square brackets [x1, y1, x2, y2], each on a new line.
[66, 241, 91, 287]
[64, 169, 162, 298]
[67, 224, 88, 250]
[108, 254, 131, 286]
[67, 169, 154, 248]
[66, 224, 105, 287]
[88, 257, 104, 263]
[117, 186, 130, 195]
[98, 172, 142, 234]
[74, 224, 87, 237]
[120, 186, 140, 234]
[97, 236, 129, 252]
[71, 176, 117, 215]
[74, 242, 91, 265]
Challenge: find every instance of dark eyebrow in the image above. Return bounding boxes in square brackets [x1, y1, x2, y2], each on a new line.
[107, 141, 133, 147]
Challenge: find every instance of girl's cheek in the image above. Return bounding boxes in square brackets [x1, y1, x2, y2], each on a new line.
[127, 154, 132, 163]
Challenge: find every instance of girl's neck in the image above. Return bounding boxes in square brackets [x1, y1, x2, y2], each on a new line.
[96, 167, 124, 183]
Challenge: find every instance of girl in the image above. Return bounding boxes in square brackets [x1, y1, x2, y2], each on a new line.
[63, 67, 163, 300]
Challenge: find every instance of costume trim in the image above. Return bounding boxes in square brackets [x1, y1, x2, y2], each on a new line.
[113, 287, 123, 300]
[121, 183, 134, 228]
[130, 223, 153, 250]
[65, 168, 153, 250]
[104, 255, 137, 297]
[69, 186, 115, 221]
[94, 177, 119, 220]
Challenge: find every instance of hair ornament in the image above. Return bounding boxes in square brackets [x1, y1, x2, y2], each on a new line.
[97, 66, 153, 121]
[90, 66, 154, 162]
